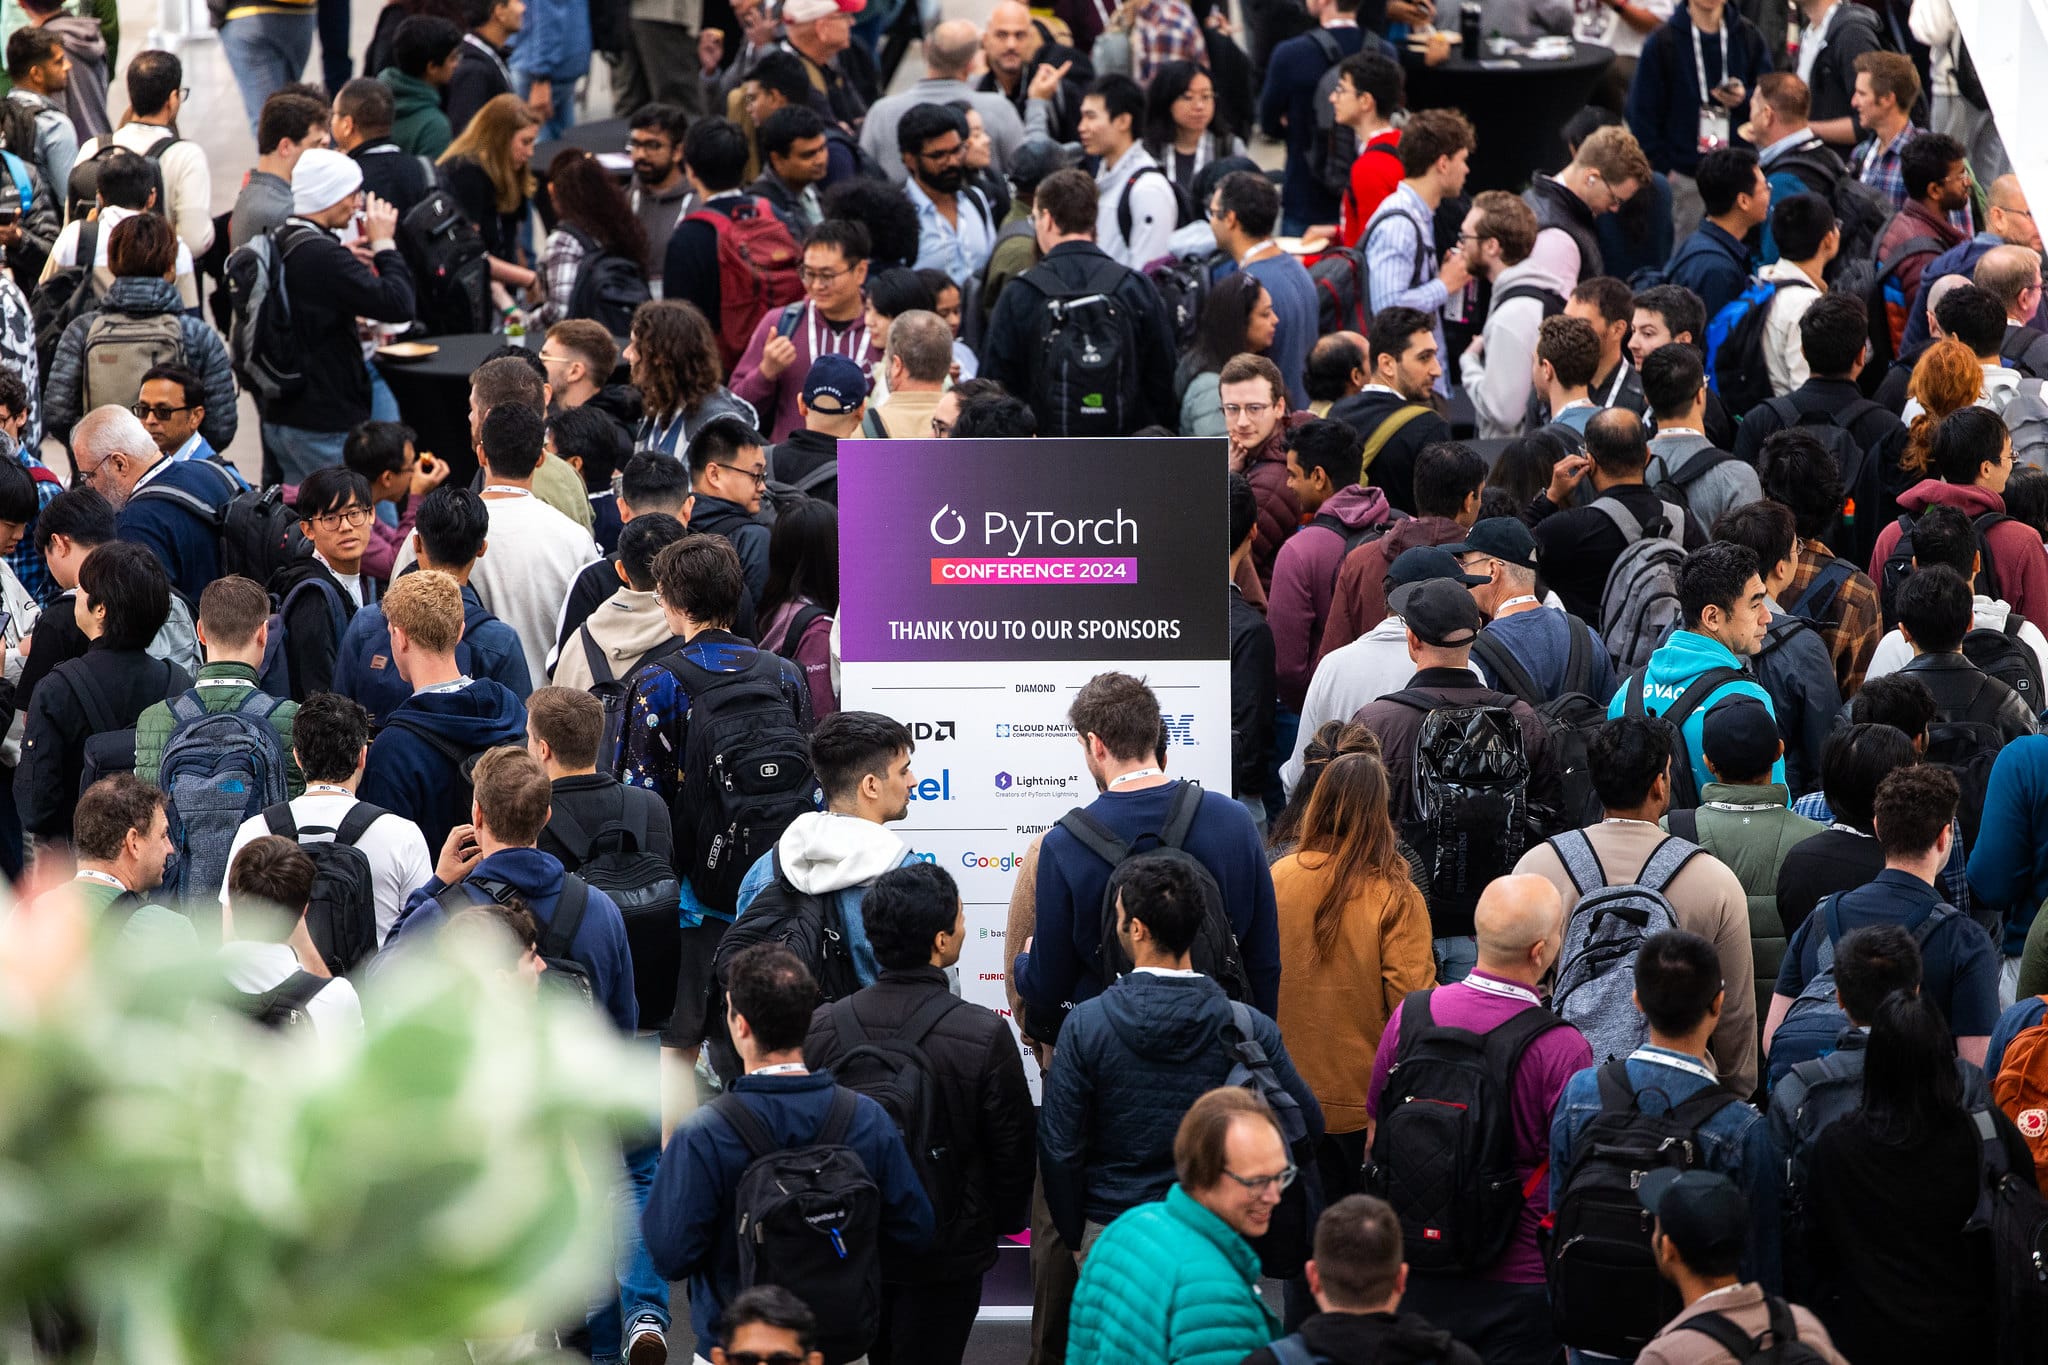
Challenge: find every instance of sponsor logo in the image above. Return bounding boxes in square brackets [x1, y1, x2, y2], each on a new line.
[908, 770, 953, 801]
[909, 851, 937, 865]
[959, 850, 1024, 872]
[1164, 713, 1195, 746]
[925, 505, 1138, 556]
[995, 721, 1077, 740]
[908, 720, 956, 742]
[994, 771, 1078, 794]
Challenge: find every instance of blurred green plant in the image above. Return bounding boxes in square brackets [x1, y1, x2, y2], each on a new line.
[0, 902, 652, 1364]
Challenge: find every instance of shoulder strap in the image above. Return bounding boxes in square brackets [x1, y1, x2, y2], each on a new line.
[541, 875, 590, 962]
[1057, 806, 1133, 868]
[545, 803, 597, 863]
[580, 627, 614, 684]
[1589, 495, 1644, 544]
[1306, 27, 1342, 63]
[1159, 779, 1203, 851]
[710, 1093, 778, 1160]
[1362, 405, 1430, 468]
[268, 969, 329, 1016]
[64, 663, 117, 736]
[1671, 1309, 1763, 1358]
[1563, 614, 1594, 696]
[1656, 667, 1750, 732]
[143, 133, 176, 159]
[1470, 631, 1543, 705]
[1787, 558, 1854, 617]
[333, 801, 386, 846]
[1635, 835, 1703, 894]
[261, 802, 298, 840]
[1547, 828, 1607, 898]
[896, 987, 965, 1049]
[1667, 808, 1700, 843]
[818, 1083, 861, 1146]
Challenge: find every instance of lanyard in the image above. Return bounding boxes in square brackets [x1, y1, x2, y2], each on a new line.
[807, 302, 869, 367]
[1828, 822, 1874, 838]
[197, 676, 256, 689]
[76, 869, 125, 890]
[1109, 767, 1165, 789]
[1628, 1046, 1720, 1086]
[755, 1063, 808, 1076]
[482, 485, 532, 498]
[1459, 973, 1540, 1006]
[465, 33, 512, 88]
[306, 784, 355, 799]
[1691, 21, 1723, 107]
[417, 676, 474, 696]
[1241, 240, 1282, 265]
[1496, 595, 1540, 611]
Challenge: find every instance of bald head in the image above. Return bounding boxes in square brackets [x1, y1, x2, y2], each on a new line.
[1988, 175, 2043, 252]
[984, 1, 1038, 80]
[1976, 244, 2043, 319]
[926, 19, 981, 78]
[1927, 271, 1971, 334]
[1474, 875, 1566, 977]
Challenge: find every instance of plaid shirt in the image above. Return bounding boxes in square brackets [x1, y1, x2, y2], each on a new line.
[1786, 538, 1882, 697]
[1792, 790, 1971, 914]
[529, 227, 588, 331]
[1851, 123, 1973, 232]
[7, 445, 58, 604]
[1134, 0, 1207, 82]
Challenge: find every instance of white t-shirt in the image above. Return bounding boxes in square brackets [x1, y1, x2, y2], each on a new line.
[1282, 615, 1418, 793]
[392, 492, 600, 686]
[218, 939, 364, 1040]
[1574, 0, 1676, 59]
[1864, 595, 2048, 684]
[219, 788, 435, 945]
[41, 205, 200, 306]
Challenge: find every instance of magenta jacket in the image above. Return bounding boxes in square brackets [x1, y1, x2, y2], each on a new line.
[1267, 483, 1393, 709]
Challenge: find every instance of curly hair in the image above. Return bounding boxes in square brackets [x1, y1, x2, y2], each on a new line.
[547, 147, 648, 264]
[629, 299, 724, 419]
[1902, 338, 1984, 476]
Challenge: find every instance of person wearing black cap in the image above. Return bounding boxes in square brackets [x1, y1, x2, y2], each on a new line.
[1455, 515, 1618, 705]
[1282, 546, 1490, 793]
[1661, 699, 1824, 1030]
[1632, 1169, 1847, 1365]
[1351, 576, 1563, 971]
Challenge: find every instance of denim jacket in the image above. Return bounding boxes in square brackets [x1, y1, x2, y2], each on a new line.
[1550, 1045, 1782, 1291]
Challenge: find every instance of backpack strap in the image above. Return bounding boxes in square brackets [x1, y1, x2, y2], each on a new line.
[1158, 779, 1203, 851]
[1470, 631, 1543, 706]
[818, 1082, 861, 1147]
[166, 690, 207, 726]
[2007, 610, 2028, 642]
[541, 875, 590, 963]
[1478, 999, 1567, 1081]
[1635, 834, 1703, 895]
[63, 661, 118, 736]
[1650, 667, 1750, 733]
[1056, 806, 1134, 868]
[859, 408, 888, 438]
[1594, 1056, 1640, 1112]
[1671, 1308, 1767, 1358]
[895, 987, 965, 1049]
[1666, 808, 1699, 842]
[261, 801, 298, 840]
[579, 627, 614, 685]
[1786, 558, 1854, 619]
[333, 801, 387, 846]
[268, 969, 329, 1016]
[1362, 405, 1430, 469]
[545, 803, 597, 865]
[709, 1092, 778, 1161]
[1546, 828, 1608, 899]
[1562, 615, 1595, 697]
[1588, 495, 1644, 544]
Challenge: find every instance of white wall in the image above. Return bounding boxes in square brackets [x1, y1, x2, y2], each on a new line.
[1953, 0, 2048, 206]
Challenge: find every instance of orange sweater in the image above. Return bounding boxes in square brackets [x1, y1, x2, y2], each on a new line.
[1270, 851, 1436, 1133]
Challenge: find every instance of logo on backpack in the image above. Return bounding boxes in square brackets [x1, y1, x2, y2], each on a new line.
[1024, 257, 1142, 437]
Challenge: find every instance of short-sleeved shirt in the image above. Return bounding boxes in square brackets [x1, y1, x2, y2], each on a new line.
[1775, 867, 2001, 1039]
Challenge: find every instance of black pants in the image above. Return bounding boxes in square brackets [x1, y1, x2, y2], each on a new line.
[1284, 1129, 1371, 1328]
[869, 1275, 982, 1365]
[1401, 1276, 1560, 1365]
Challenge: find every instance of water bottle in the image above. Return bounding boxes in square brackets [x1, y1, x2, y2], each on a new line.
[1459, 0, 1484, 53]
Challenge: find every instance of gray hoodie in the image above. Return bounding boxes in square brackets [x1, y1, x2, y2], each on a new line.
[1646, 430, 1761, 537]
[40, 14, 108, 141]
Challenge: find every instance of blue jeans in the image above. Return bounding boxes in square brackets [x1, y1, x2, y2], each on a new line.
[1434, 934, 1477, 983]
[586, 1139, 668, 1362]
[260, 421, 350, 486]
[219, 12, 317, 136]
[517, 72, 575, 142]
[367, 359, 400, 422]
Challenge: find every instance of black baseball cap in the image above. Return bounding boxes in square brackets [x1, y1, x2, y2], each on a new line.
[1387, 578, 1486, 647]
[1446, 516, 1540, 570]
[1702, 700, 1781, 784]
[1637, 1169, 1748, 1266]
[1383, 545, 1489, 592]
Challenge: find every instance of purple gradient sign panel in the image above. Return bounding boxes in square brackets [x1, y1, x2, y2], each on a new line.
[837, 437, 1228, 663]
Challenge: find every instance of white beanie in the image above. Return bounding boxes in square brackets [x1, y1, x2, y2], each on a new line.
[292, 148, 365, 216]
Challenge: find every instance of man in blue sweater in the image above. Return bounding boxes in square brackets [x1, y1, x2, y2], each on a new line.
[359, 568, 529, 853]
[644, 943, 933, 1357]
[1257, 0, 1373, 234]
[332, 486, 532, 729]
[73, 403, 238, 606]
[1013, 670, 1281, 1043]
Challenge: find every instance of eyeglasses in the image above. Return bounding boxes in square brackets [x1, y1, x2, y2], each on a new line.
[714, 462, 769, 488]
[536, 350, 574, 366]
[726, 1354, 806, 1365]
[131, 402, 191, 421]
[310, 506, 375, 530]
[177, 86, 190, 101]
[1222, 1164, 1297, 1194]
[625, 136, 672, 152]
[931, 416, 953, 438]
[1221, 403, 1273, 420]
[800, 266, 851, 285]
[918, 141, 965, 162]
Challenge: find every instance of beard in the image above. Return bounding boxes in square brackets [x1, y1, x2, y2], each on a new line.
[925, 165, 965, 194]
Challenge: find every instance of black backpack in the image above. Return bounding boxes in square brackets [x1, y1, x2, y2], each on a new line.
[1672, 1296, 1834, 1364]
[1055, 780, 1254, 1002]
[222, 221, 321, 405]
[1146, 249, 1222, 349]
[397, 184, 493, 335]
[1969, 1103, 2048, 1365]
[1378, 690, 1533, 930]
[1919, 667, 2014, 850]
[1024, 257, 1145, 436]
[70, 654, 178, 795]
[217, 482, 312, 586]
[710, 1087, 883, 1364]
[1759, 395, 1890, 567]
[706, 849, 864, 1080]
[823, 989, 963, 1222]
[1222, 999, 1325, 1278]
[584, 629, 685, 772]
[458, 873, 597, 1005]
[1544, 1060, 1741, 1357]
[1365, 987, 1566, 1272]
[1470, 616, 1605, 831]
[1619, 665, 1749, 811]
[1302, 28, 1356, 200]
[29, 218, 97, 380]
[1308, 243, 1372, 335]
[1880, 510, 2010, 627]
[233, 969, 330, 1030]
[260, 800, 386, 977]
[546, 795, 680, 1025]
[561, 224, 653, 334]
[660, 650, 820, 916]
[1962, 612, 2045, 714]
[66, 132, 175, 224]
[1113, 163, 1197, 251]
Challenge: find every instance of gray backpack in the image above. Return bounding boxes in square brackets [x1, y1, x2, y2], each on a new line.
[159, 690, 292, 900]
[1995, 377, 2048, 470]
[1548, 829, 1700, 1062]
[1593, 496, 1687, 673]
[80, 309, 185, 414]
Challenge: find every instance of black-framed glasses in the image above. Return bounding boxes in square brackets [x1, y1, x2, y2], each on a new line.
[726, 1354, 806, 1365]
[1222, 1164, 1297, 1194]
[132, 401, 190, 421]
[931, 416, 953, 438]
[310, 506, 375, 531]
[714, 462, 769, 488]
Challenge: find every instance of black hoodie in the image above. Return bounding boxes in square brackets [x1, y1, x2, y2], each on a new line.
[1243, 1310, 1483, 1365]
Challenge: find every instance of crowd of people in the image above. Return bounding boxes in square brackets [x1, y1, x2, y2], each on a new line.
[6, 0, 2048, 1361]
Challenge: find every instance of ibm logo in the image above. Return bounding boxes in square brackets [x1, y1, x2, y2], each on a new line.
[1164, 714, 1195, 746]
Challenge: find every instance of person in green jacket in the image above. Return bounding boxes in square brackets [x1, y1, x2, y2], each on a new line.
[1661, 699, 1823, 1029]
[133, 576, 303, 797]
[377, 15, 461, 159]
[1067, 1086, 1285, 1365]
[45, 772, 196, 954]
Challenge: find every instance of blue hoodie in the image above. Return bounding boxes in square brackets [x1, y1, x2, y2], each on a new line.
[391, 846, 637, 1032]
[360, 677, 530, 853]
[332, 583, 534, 729]
[117, 457, 239, 604]
[1610, 629, 1785, 801]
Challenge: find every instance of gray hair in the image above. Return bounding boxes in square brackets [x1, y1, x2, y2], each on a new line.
[885, 309, 954, 385]
[72, 404, 156, 470]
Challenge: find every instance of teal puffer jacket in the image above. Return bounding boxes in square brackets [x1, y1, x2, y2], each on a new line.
[1067, 1184, 1279, 1365]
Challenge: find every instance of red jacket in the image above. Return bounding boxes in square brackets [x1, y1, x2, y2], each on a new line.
[1869, 478, 2048, 626]
[1318, 514, 1470, 662]
[1338, 129, 1403, 248]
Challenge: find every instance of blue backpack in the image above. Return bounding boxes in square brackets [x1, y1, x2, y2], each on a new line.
[1767, 892, 1954, 1086]
[1705, 276, 1817, 418]
[258, 577, 352, 699]
[160, 690, 292, 900]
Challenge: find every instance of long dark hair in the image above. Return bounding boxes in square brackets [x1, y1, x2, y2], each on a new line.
[549, 148, 649, 264]
[1142, 61, 1233, 160]
[760, 496, 839, 626]
[1292, 753, 1408, 960]
[1186, 271, 1268, 378]
[1268, 720, 1382, 854]
[1857, 989, 1964, 1149]
[1484, 428, 1574, 512]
